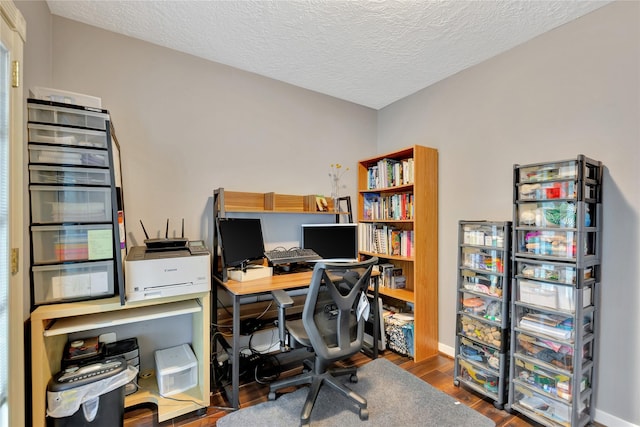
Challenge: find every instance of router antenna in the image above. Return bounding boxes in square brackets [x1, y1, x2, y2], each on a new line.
[165, 218, 169, 239]
[181, 218, 184, 238]
[140, 220, 150, 239]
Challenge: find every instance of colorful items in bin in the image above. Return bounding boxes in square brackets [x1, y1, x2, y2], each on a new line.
[462, 271, 503, 298]
[523, 231, 575, 258]
[458, 358, 498, 393]
[460, 315, 501, 348]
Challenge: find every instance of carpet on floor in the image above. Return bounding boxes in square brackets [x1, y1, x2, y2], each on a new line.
[217, 357, 495, 427]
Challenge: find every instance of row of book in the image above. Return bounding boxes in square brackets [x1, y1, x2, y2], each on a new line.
[366, 157, 414, 190]
[362, 192, 414, 221]
[359, 223, 414, 257]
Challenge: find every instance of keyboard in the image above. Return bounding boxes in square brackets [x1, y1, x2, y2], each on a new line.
[264, 248, 321, 265]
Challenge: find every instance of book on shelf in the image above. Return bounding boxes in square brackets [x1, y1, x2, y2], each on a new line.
[366, 157, 414, 190]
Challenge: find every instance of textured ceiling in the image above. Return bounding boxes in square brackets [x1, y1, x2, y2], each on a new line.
[46, 0, 611, 110]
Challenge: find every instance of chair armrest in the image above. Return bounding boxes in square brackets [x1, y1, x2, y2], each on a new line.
[271, 289, 294, 308]
[271, 290, 294, 352]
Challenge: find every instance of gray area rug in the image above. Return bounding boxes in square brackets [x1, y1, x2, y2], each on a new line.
[217, 357, 495, 427]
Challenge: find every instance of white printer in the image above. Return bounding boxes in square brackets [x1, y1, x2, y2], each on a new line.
[124, 246, 210, 302]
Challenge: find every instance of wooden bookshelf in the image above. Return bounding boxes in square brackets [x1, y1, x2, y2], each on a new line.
[357, 145, 438, 362]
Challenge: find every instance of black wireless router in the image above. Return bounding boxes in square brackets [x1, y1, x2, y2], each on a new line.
[140, 218, 188, 250]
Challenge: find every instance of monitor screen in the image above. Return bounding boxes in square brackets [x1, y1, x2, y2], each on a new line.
[301, 223, 359, 261]
[217, 218, 265, 268]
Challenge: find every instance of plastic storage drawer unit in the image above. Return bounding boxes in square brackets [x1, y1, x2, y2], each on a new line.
[31, 260, 115, 305]
[154, 344, 198, 397]
[30, 185, 112, 224]
[28, 123, 109, 148]
[31, 224, 113, 263]
[28, 101, 109, 130]
[29, 165, 111, 186]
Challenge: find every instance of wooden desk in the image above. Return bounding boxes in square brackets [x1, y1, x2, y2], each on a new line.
[214, 269, 379, 409]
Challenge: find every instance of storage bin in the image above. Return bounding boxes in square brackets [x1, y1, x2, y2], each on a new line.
[32, 260, 114, 305]
[513, 383, 588, 426]
[517, 260, 584, 285]
[28, 123, 108, 149]
[516, 202, 577, 229]
[518, 181, 576, 200]
[29, 144, 109, 168]
[516, 230, 579, 259]
[459, 314, 502, 349]
[456, 357, 499, 394]
[514, 356, 588, 401]
[31, 224, 113, 263]
[518, 278, 592, 312]
[30, 185, 112, 224]
[29, 165, 111, 186]
[518, 161, 577, 183]
[28, 101, 109, 130]
[515, 331, 581, 372]
[461, 246, 504, 273]
[154, 344, 198, 397]
[29, 87, 102, 108]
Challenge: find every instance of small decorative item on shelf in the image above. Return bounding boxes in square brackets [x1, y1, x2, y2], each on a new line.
[329, 163, 349, 211]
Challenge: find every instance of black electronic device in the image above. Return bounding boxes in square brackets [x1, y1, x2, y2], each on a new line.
[301, 223, 359, 261]
[140, 218, 188, 251]
[217, 217, 266, 269]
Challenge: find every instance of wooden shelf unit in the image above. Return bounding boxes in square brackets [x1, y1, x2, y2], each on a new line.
[30, 293, 210, 426]
[214, 188, 346, 215]
[357, 145, 438, 362]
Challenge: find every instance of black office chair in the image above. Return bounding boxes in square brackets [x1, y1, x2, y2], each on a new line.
[269, 257, 378, 425]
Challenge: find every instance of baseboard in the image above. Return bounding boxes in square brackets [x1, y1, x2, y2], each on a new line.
[438, 342, 455, 358]
[595, 409, 639, 427]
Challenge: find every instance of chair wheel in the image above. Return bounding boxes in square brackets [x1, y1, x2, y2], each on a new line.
[359, 408, 369, 420]
[349, 374, 358, 383]
[268, 391, 276, 401]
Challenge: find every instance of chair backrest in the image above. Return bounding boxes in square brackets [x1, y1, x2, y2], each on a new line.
[302, 257, 378, 366]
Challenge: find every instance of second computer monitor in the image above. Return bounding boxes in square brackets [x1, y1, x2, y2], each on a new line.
[301, 223, 359, 262]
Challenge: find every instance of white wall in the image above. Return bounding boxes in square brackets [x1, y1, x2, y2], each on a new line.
[377, 2, 639, 425]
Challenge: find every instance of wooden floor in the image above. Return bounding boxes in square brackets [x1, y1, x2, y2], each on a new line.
[122, 351, 591, 427]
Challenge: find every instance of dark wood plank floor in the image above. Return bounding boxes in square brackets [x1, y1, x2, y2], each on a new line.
[123, 351, 597, 427]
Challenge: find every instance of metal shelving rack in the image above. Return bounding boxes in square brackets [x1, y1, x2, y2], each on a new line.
[454, 220, 512, 408]
[508, 155, 602, 427]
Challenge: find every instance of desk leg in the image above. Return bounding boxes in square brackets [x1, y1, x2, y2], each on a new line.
[231, 293, 241, 409]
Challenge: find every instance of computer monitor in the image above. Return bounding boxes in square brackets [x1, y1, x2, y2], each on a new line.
[301, 223, 359, 262]
[217, 218, 265, 268]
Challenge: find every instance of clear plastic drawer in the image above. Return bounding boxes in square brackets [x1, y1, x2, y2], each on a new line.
[516, 202, 578, 229]
[460, 246, 505, 273]
[460, 269, 506, 299]
[28, 123, 108, 148]
[516, 230, 595, 260]
[456, 357, 499, 395]
[30, 185, 112, 224]
[518, 161, 577, 183]
[460, 292, 504, 323]
[31, 224, 113, 263]
[28, 102, 109, 130]
[461, 223, 507, 248]
[29, 144, 109, 168]
[515, 331, 592, 373]
[513, 383, 589, 426]
[516, 306, 592, 342]
[518, 181, 576, 200]
[32, 260, 114, 305]
[29, 165, 111, 186]
[459, 314, 502, 349]
[516, 259, 592, 285]
[517, 279, 592, 312]
[514, 356, 589, 402]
